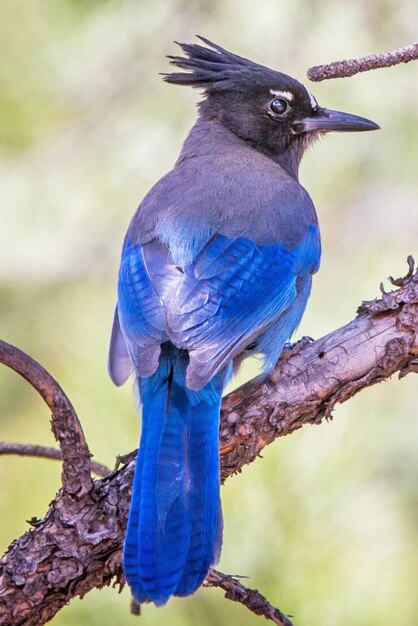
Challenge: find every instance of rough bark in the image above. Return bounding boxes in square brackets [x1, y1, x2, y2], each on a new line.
[307, 42, 418, 81]
[1, 262, 418, 626]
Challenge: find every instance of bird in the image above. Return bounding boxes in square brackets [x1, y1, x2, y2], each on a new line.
[108, 37, 379, 607]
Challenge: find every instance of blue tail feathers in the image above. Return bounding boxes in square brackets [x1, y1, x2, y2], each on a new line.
[123, 346, 224, 606]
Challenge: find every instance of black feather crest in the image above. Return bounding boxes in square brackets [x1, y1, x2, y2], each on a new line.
[163, 36, 270, 89]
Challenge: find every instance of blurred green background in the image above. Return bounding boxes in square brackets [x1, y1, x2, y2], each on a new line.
[1, 1, 417, 624]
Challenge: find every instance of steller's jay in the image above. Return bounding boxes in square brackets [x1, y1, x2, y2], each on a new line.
[108, 38, 379, 606]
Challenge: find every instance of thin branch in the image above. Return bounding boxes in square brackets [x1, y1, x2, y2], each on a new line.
[0, 341, 92, 495]
[1, 260, 418, 625]
[206, 570, 294, 626]
[307, 42, 418, 81]
[0, 442, 109, 478]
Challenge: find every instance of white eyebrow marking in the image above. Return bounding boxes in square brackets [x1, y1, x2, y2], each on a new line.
[269, 89, 294, 101]
[306, 88, 318, 110]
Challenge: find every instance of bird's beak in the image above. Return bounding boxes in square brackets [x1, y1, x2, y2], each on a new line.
[293, 107, 380, 134]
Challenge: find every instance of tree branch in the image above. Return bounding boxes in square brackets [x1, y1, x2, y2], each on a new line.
[0, 341, 93, 495]
[307, 42, 418, 81]
[218, 260, 418, 481]
[206, 570, 294, 626]
[1, 261, 418, 625]
[0, 443, 109, 479]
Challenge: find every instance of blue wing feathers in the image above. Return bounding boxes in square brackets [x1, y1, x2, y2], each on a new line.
[118, 242, 166, 337]
[116, 228, 319, 384]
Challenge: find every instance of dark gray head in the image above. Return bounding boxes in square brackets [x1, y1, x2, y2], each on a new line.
[164, 38, 379, 175]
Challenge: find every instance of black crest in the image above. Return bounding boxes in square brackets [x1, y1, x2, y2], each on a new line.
[163, 37, 285, 91]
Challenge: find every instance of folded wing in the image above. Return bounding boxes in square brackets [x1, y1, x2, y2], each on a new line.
[109, 226, 320, 389]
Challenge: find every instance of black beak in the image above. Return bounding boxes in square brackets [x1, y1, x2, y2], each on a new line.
[293, 107, 380, 134]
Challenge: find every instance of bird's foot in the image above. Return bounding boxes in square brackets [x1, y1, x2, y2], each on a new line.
[284, 335, 315, 353]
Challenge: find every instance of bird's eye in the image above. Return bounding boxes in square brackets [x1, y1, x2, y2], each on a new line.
[269, 98, 288, 115]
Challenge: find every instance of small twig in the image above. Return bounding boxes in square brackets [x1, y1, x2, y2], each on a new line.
[307, 42, 418, 81]
[0, 442, 109, 478]
[389, 255, 415, 287]
[206, 570, 293, 626]
[114, 449, 138, 472]
[0, 340, 92, 494]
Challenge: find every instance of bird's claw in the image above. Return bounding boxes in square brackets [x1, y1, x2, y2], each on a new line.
[284, 335, 314, 352]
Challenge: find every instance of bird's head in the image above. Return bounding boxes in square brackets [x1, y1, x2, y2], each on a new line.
[164, 38, 379, 176]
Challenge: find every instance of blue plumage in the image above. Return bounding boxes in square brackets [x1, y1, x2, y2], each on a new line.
[109, 38, 378, 607]
[123, 347, 225, 605]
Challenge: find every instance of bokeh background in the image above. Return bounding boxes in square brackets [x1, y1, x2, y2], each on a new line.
[1, 1, 418, 624]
